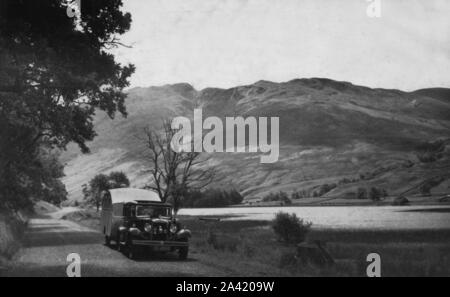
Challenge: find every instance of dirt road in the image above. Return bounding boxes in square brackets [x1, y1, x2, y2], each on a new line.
[2, 210, 232, 277]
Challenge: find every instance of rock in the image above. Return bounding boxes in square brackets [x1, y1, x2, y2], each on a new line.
[392, 196, 409, 206]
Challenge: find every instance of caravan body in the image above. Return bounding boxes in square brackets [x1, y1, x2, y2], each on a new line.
[101, 188, 161, 239]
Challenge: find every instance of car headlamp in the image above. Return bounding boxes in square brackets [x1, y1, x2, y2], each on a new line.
[144, 223, 152, 233]
[170, 223, 178, 234]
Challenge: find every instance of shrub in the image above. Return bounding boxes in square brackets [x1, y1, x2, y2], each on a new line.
[272, 212, 312, 244]
[369, 187, 382, 201]
[108, 172, 130, 189]
[228, 189, 245, 205]
[357, 188, 368, 200]
[262, 191, 292, 205]
[291, 190, 309, 199]
[41, 178, 68, 206]
[313, 183, 337, 197]
[369, 187, 388, 201]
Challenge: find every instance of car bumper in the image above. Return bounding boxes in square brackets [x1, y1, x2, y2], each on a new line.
[132, 240, 188, 247]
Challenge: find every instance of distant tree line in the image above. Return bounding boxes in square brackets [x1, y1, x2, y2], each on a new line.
[262, 191, 292, 205]
[82, 172, 130, 211]
[181, 189, 244, 208]
[82, 172, 243, 210]
[356, 187, 388, 201]
[291, 190, 309, 199]
[288, 185, 389, 202]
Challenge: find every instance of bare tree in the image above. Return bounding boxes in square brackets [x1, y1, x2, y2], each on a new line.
[143, 120, 214, 211]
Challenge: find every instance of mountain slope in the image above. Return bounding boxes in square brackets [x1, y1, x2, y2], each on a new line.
[412, 88, 450, 104]
[61, 78, 450, 201]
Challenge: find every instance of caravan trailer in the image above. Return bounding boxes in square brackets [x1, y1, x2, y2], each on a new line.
[101, 188, 191, 260]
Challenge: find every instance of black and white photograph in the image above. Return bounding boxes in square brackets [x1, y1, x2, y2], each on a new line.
[1, 0, 450, 282]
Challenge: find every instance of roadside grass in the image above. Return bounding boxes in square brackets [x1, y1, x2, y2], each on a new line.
[1, 201, 60, 269]
[63, 209, 450, 276]
[0, 212, 28, 264]
[308, 229, 450, 276]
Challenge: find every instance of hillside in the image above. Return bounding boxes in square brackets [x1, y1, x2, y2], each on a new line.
[61, 78, 450, 202]
[412, 88, 450, 103]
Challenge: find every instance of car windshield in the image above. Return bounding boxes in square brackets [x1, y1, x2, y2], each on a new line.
[135, 205, 171, 218]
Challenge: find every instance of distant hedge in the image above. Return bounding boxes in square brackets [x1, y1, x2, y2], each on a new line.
[182, 189, 244, 208]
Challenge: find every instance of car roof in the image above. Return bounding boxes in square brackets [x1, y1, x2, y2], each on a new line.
[109, 188, 161, 204]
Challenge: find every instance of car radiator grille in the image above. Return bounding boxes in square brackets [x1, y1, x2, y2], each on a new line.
[150, 223, 169, 240]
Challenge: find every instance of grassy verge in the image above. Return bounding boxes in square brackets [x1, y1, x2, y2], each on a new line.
[60, 208, 101, 231]
[63, 209, 450, 276]
[0, 211, 28, 266]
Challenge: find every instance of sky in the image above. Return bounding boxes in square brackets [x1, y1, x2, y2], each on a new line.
[113, 0, 450, 91]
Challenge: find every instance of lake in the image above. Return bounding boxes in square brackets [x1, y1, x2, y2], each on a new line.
[178, 205, 450, 230]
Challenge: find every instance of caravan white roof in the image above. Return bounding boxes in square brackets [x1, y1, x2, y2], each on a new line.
[109, 188, 161, 204]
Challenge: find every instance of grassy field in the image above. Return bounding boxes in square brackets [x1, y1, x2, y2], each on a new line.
[65, 208, 450, 277]
[177, 216, 450, 277]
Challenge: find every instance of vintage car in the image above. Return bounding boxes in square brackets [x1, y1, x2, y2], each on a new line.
[100, 188, 191, 260]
